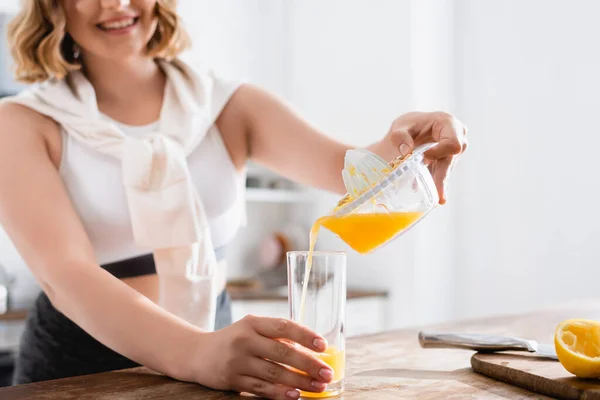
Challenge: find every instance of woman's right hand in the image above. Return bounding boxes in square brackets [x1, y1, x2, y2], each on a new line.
[191, 315, 334, 399]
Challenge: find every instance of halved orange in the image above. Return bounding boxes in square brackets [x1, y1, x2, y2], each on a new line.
[555, 319, 600, 378]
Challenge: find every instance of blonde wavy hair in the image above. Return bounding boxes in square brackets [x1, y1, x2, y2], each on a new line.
[7, 0, 191, 83]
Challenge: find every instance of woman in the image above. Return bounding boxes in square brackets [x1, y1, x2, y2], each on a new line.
[0, 0, 467, 399]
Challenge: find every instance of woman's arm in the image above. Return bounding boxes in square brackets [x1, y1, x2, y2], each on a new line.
[0, 103, 333, 399]
[225, 84, 467, 202]
[218, 84, 351, 195]
[0, 103, 204, 380]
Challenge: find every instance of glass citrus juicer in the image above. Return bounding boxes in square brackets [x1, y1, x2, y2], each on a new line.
[316, 142, 440, 254]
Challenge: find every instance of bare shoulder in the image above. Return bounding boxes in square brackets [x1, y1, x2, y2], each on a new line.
[0, 102, 59, 135]
[0, 102, 62, 167]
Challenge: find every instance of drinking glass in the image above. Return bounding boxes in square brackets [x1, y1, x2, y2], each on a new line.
[287, 251, 346, 398]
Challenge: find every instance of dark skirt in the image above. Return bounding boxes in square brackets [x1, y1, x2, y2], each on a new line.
[13, 288, 232, 385]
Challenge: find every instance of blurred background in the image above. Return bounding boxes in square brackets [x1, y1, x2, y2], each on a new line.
[0, 0, 599, 353]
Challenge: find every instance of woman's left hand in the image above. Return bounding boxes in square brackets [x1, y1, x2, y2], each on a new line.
[368, 111, 468, 204]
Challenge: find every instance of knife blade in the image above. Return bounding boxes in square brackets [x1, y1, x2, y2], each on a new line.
[418, 331, 558, 360]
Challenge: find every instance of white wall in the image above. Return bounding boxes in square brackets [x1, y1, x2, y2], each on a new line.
[0, 1, 19, 13]
[178, 0, 289, 96]
[287, 0, 600, 326]
[286, 0, 414, 147]
[261, 0, 600, 326]
[406, 0, 458, 326]
[285, 0, 426, 329]
[0, 3, 26, 95]
[453, 0, 600, 318]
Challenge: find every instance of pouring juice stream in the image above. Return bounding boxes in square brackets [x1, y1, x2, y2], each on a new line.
[296, 145, 437, 397]
[298, 144, 432, 321]
[298, 212, 424, 322]
[296, 212, 423, 398]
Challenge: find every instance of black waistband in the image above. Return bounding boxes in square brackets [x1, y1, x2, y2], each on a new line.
[101, 247, 227, 280]
[101, 254, 156, 279]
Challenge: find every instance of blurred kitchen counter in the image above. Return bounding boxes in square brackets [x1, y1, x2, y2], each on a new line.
[0, 312, 26, 386]
[227, 284, 389, 337]
[0, 286, 388, 355]
[0, 312, 26, 354]
[227, 283, 387, 301]
[0, 311, 27, 322]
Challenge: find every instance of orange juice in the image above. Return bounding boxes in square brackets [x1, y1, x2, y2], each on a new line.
[299, 346, 345, 398]
[319, 211, 423, 254]
[298, 211, 422, 322]
[316, 346, 345, 382]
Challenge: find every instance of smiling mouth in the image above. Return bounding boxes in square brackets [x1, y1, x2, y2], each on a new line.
[97, 17, 139, 32]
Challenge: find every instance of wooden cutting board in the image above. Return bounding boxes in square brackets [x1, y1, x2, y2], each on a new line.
[471, 352, 600, 399]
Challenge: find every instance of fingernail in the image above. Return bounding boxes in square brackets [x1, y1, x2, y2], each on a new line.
[319, 368, 333, 381]
[399, 143, 411, 157]
[443, 181, 449, 201]
[313, 338, 327, 350]
[412, 178, 419, 192]
[286, 389, 300, 399]
[311, 380, 327, 390]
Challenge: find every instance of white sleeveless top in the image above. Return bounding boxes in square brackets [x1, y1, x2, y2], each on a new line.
[59, 116, 246, 265]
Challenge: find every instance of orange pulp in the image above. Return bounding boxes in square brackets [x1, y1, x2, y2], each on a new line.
[298, 346, 345, 398]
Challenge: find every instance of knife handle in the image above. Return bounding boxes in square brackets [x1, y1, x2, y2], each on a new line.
[418, 331, 531, 352]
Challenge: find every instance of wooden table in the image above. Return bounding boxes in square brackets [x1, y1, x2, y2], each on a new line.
[1, 299, 598, 399]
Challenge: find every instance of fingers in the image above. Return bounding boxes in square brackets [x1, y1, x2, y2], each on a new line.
[245, 358, 326, 393]
[251, 335, 334, 383]
[251, 316, 327, 353]
[389, 112, 467, 163]
[418, 114, 466, 204]
[225, 316, 333, 400]
[388, 128, 416, 158]
[426, 119, 464, 160]
[462, 136, 469, 153]
[431, 156, 452, 204]
[386, 112, 467, 205]
[236, 376, 301, 400]
[426, 125, 463, 159]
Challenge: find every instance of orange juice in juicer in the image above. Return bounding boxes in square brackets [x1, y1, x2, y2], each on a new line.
[318, 142, 440, 254]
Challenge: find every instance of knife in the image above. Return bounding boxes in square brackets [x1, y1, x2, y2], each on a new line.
[418, 331, 558, 360]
